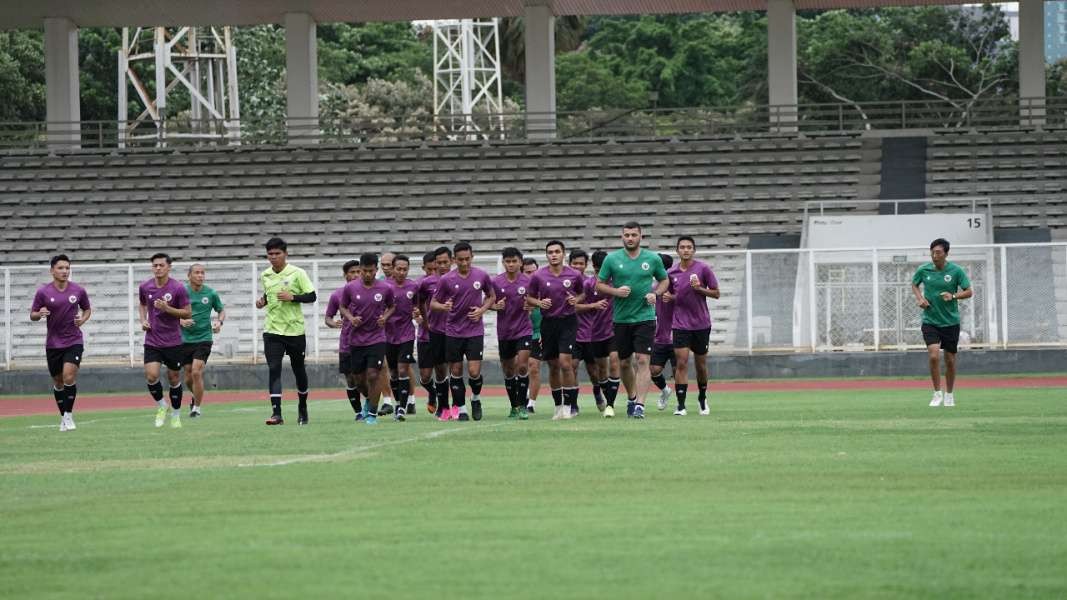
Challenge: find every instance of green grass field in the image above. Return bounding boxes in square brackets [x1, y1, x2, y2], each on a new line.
[2, 386, 1066, 599]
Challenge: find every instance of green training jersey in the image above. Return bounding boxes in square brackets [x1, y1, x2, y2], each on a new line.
[530, 307, 542, 341]
[597, 248, 668, 324]
[260, 264, 315, 336]
[182, 284, 224, 343]
[912, 261, 971, 327]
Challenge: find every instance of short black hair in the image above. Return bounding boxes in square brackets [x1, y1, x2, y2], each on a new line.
[677, 235, 696, 249]
[360, 253, 378, 267]
[591, 250, 608, 271]
[453, 242, 473, 256]
[50, 254, 70, 268]
[265, 237, 287, 252]
[546, 240, 565, 252]
[502, 247, 523, 260]
[568, 249, 588, 263]
[523, 258, 538, 268]
[342, 260, 359, 274]
[930, 238, 950, 254]
[434, 246, 453, 259]
[623, 221, 642, 232]
[423, 252, 436, 265]
[393, 254, 410, 266]
[658, 252, 673, 270]
[150, 252, 172, 265]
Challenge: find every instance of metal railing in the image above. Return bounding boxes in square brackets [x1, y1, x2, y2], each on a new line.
[1, 96, 1063, 153]
[2, 243, 1065, 371]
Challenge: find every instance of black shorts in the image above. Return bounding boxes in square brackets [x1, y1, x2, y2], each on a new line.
[181, 341, 213, 365]
[144, 345, 183, 371]
[499, 336, 533, 361]
[428, 331, 448, 366]
[530, 338, 543, 361]
[339, 351, 352, 374]
[416, 341, 434, 370]
[922, 323, 961, 353]
[576, 338, 614, 364]
[541, 315, 578, 361]
[446, 335, 484, 363]
[672, 328, 711, 355]
[614, 321, 656, 360]
[386, 340, 416, 370]
[349, 343, 387, 374]
[263, 333, 306, 364]
[651, 343, 676, 369]
[46, 344, 83, 377]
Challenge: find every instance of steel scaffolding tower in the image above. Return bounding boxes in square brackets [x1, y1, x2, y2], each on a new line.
[432, 19, 504, 140]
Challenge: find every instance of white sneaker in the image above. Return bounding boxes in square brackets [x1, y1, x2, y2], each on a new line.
[929, 391, 943, 407]
[170, 411, 182, 429]
[943, 393, 955, 407]
[65, 413, 76, 431]
[657, 386, 671, 411]
[674, 408, 687, 416]
[155, 406, 167, 428]
[58, 415, 68, 432]
[699, 405, 710, 416]
[562, 406, 575, 420]
[552, 405, 566, 420]
[603, 405, 615, 418]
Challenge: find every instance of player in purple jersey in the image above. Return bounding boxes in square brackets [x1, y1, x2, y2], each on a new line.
[650, 253, 677, 412]
[385, 254, 419, 421]
[527, 240, 585, 420]
[418, 246, 455, 420]
[138, 253, 192, 429]
[376, 251, 397, 415]
[414, 252, 438, 415]
[573, 250, 623, 418]
[340, 253, 396, 425]
[664, 236, 720, 416]
[431, 242, 495, 421]
[326, 260, 364, 420]
[491, 247, 533, 420]
[522, 258, 544, 414]
[30, 254, 92, 432]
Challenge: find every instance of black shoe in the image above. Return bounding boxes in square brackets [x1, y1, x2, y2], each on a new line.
[395, 407, 406, 422]
[265, 414, 284, 426]
[527, 405, 535, 414]
[457, 412, 470, 421]
[406, 402, 417, 416]
[378, 403, 394, 416]
[471, 400, 483, 421]
[298, 413, 308, 426]
[355, 413, 365, 422]
[571, 404, 580, 416]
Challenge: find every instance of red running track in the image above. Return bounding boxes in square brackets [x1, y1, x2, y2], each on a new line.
[2, 377, 1066, 417]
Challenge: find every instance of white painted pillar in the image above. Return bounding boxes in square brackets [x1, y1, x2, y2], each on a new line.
[1018, 0, 1046, 126]
[44, 17, 81, 147]
[524, 4, 556, 139]
[767, 0, 798, 133]
[285, 12, 318, 143]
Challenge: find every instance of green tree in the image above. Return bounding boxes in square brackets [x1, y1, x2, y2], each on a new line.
[0, 30, 45, 122]
[317, 22, 431, 86]
[556, 52, 648, 111]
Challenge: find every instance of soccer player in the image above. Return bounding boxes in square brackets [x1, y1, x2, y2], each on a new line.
[180, 263, 225, 418]
[386, 254, 419, 421]
[30, 254, 91, 432]
[911, 238, 972, 407]
[523, 258, 543, 414]
[650, 253, 676, 411]
[325, 260, 364, 420]
[139, 252, 192, 428]
[575, 250, 622, 418]
[491, 247, 533, 420]
[665, 237, 719, 416]
[414, 252, 438, 416]
[417, 246, 454, 420]
[380, 252, 396, 280]
[431, 242, 495, 421]
[340, 253, 396, 425]
[376, 251, 397, 415]
[527, 240, 585, 420]
[256, 237, 317, 426]
[596, 221, 669, 419]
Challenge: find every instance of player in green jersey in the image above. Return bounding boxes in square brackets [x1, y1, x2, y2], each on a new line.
[180, 264, 225, 418]
[911, 238, 972, 408]
[256, 237, 317, 425]
[523, 258, 543, 414]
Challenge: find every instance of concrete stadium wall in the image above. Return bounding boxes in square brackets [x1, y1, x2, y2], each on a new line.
[1, 349, 1064, 395]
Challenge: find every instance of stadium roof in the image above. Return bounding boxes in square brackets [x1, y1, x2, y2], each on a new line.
[3, 0, 967, 28]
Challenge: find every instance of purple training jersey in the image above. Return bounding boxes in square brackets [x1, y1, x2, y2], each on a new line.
[386, 278, 419, 344]
[325, 286, 353, 351]
[527, 265, 585, 319]
[417, 274, 445, 337]
[32, 281, 90, 349]
[492, 272, 534, 341]
[655, 292, 676, 346]
[341, 279, 395, 348]
[433, 267, 494, 338]
[139, 277, 189, 348]
[668, 260, 719, 331]
[577, 274, 614, 343]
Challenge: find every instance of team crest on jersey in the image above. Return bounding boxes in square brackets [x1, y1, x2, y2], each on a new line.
[374, 293, 383, 302]
[563, 279, 572, 288]
[944, 274, 952, 282]
[201, 297, 210, 304]
[163, 293, 173, 302]
[406, 291, 415, 300]
[641, 262, 650, 271]
[49, 297, 55, 303]
[518, 286, 526, 295]
[68, 295, 77, 304]
[473, 281, 482, 290]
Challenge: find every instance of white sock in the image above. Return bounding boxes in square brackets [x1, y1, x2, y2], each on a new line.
[472, 394, 481, 403]
[172, 409, 180, 416]
[157, 399, 167, 408]
[383, 396, 393, 405]
[458, 405, 468, 414]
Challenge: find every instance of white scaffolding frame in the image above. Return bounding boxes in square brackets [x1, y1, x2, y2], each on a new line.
[432, 19, 504, 140]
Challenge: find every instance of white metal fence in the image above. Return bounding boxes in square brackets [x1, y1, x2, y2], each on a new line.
[1, 244, 1065, 370]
